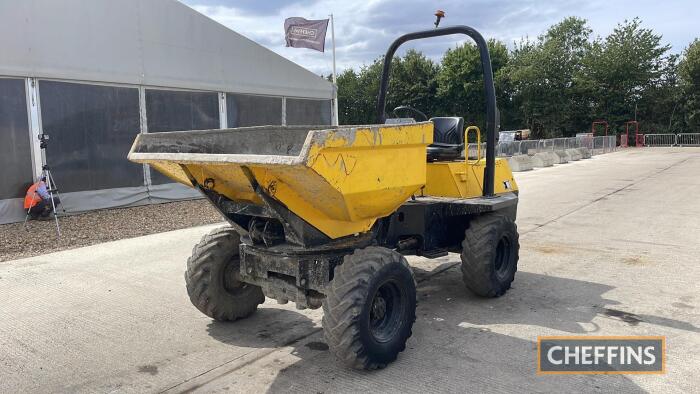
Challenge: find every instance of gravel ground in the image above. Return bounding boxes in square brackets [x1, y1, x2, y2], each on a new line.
[0, 199, 223, 262]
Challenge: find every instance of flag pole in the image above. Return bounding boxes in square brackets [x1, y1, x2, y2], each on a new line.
[329, 13, 339, 125]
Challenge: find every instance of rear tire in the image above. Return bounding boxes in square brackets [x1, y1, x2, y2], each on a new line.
[460, 214, 519, 297]
[185, 226, 265, 321]
[322, 247, 416, 370]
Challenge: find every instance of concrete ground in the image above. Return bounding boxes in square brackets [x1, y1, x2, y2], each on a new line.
[1, 147, 698, 393]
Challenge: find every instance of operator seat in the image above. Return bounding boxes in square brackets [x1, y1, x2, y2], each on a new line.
[427, 117, 464, 161]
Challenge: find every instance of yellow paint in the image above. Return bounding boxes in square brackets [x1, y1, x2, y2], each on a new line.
[423, 124, 517, 199]
[131, 122, 517, 239]
[132, 123, 433, 238]
[290, 124, 433, 236]
[423, 158, 518, 198]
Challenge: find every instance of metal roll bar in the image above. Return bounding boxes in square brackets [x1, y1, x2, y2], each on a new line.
[376, 26, 498, 197]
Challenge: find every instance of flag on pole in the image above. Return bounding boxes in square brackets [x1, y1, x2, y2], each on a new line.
[284, 17, 329, 52]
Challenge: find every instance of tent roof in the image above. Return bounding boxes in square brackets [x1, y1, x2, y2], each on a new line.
[0, 0, 333, 99]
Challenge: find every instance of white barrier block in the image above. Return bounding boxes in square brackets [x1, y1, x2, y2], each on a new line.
[565, 148, 582, 161]
[543, 151, 559, 165]
[507, 154, 534, 171]
[552, 150, 569, 164]
[531, 152, 554, 167]
[578, 147, 592, 159]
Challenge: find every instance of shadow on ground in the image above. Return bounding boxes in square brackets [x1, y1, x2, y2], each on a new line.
[188, 260, 699, 392]
[425, 268, 698, 335]
[262, 267, 657, 393]
[206, 308, 320, 350]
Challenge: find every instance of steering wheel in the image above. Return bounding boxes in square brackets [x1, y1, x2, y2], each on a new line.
[392, 105, 428, 122]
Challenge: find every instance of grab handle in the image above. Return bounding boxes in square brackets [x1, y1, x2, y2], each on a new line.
[465, 126, 481, 162]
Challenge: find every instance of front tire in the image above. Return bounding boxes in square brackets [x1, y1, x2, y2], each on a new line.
[185, 226, 265, 321]
[460, 214, 519, 297]
[322, 247, 417, 370]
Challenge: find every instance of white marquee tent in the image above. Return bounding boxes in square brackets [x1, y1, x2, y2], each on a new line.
[0, 0, 335, 224]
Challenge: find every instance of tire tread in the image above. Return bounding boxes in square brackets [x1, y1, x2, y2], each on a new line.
[460, 214, 519, 297]
[322, 247, 416, 370]
[185, 226, 264, 321]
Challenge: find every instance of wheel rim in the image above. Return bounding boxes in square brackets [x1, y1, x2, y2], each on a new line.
[494, 236, 512, 278]
[369, 280, 405, 343]
[223, 257, 250, 295]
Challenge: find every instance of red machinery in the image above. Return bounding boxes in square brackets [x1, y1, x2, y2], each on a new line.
[622, 121, 642, 147]
[591, 120, 608, 137]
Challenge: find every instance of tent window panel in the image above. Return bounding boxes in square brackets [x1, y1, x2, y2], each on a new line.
[0, 78, 33, 199]
[145, 89, 220, 185]
[226, 94, 282, 127]
[38, 81, 143, 193]
[145, 89, 219, 132]
[286, 98, 332, 126]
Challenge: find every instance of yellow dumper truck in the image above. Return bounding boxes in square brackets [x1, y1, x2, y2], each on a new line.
[128, 25, 519, 370]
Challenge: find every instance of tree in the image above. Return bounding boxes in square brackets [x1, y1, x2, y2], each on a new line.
[386, 50, 440, 118]
[636, 54, 682, 133]
[580, 18, 672, 133]
[335, 16, 686, 138]
[335, 69, 364, 125]
[507, 17, 592, 138]
[436, 39, 510, 133]
[679, 39, 700, 130]
[336, 50, 439, 124]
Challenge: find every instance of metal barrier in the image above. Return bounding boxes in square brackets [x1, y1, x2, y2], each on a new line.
[490, 135, 616, 158]
[518, 140, 540, 155]
[678, 133, 700, 147]
[467, 142, 486, 159]
[496, 140, 520, 156]
[642, 133, 700, 147]
[644, 134, 677, 147]
[591, 135, 613, 154]
[553, 137, 568, 151]
[582, 136, 616, 154]
[473, 132, 695, 159]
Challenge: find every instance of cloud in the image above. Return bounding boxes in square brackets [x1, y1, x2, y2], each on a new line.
[181, 0, 698, 76]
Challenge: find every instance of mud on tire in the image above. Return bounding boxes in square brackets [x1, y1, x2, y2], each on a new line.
[460, 214, 519, 297]
[185, 226, 265, 321]
[322, 246, 417, 370]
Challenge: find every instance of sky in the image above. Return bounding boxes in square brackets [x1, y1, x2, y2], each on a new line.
[181, 0, 698, 76]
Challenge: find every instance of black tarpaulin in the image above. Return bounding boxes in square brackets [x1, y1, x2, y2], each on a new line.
[227, 93, 282, 127]
[0, 78, 33, 200]
[285, 98, 332, 126]
[145, 89, 220, 185]
[39, 80, 144, 193]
